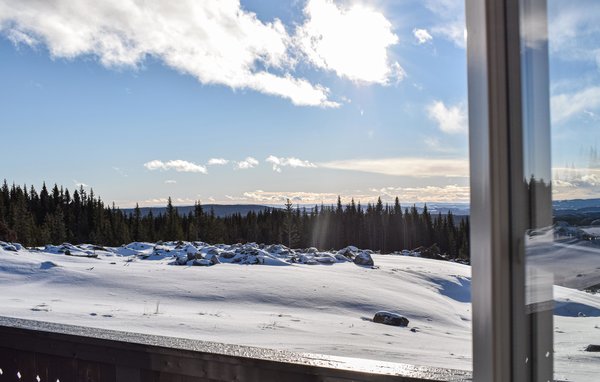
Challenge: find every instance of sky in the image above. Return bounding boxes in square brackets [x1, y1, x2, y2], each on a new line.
[0, 0, 597, 207]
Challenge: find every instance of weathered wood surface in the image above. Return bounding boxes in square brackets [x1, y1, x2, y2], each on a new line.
[0, 316, 471, 382]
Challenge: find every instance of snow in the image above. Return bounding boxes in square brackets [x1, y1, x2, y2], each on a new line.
[0, 241, 598, 380]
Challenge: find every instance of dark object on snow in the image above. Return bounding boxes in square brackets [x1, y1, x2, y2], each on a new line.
[585, 344, 600, 352]
[373, 311, 409, 327]
[219, 251, 236, 259]
[410, 327, 420, 333]
[192, 259, 213, 266]
[353, 252, 374, 266]
[205, 253, 220, 265]
[176, 255, 189, 265]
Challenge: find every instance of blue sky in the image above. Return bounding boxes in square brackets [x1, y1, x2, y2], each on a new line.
[0, 0, 597, 207]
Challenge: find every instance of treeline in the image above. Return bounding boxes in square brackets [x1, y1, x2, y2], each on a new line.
[0, 181, 470, 259]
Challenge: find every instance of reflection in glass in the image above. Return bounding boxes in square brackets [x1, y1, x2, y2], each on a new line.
[523, 0, 600, 380]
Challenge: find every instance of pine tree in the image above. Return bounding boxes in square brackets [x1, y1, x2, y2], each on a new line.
[282, 199, 300, 248]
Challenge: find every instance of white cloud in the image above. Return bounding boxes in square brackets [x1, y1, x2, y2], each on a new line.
[138, 197, 199, 207]
[551, 86, 600, 123]
[295, 0, 404, 84]
[144, 159, 207, 174]
[0, 0, 339, 107]
[413, 28, 433, 44]
[370, 185, 470, 203]
[164, 180, 177, 184]
[424, 0, 466, 48]
[224, 184, 470, 204]
[427, 100, 468, 134]
[432, 21, 466, 48]
[73, 180, 89, 188]
[207, 158, 229, 166]
[552, 166, 600, 199]
[547, 1, 600, 68]
[265, 155, 317, 172]
[235, 157, 259, 170]
[240, 190, 339, 203]
[318, 157, 468, 178]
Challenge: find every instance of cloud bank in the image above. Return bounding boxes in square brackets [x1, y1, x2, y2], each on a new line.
[144, 160, 207, 174]
[265, 155, 317, 172]
[319, 157, 468, 178]
[0, 0, 403, 107]
[551, 86, 600, 123]
[235, 157, 259, 170]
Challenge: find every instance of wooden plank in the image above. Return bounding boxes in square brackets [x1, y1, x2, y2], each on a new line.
[75, 360, 115, 382]
[0, 347, 19, 382]
[0, 319, 471, 382]
[35, 353, 76, 382]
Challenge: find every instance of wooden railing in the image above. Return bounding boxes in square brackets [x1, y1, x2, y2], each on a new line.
[0, 316, 471, 382]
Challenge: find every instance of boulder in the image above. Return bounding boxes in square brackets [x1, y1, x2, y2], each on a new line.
[219, 251, 236, 259]
[203, 247, 219, 256]
[337, 246, 358, 259]
[585, 344, 600, 352]
[175, 255, 189, 265]
[334, 253, 352, 262]
[306, 247, 319, 254]
[245, 255, 259, 264]
[204, 253, 220, 265]
[373, 311, 409, 327]
[315, 254, 337, 264]
[2, 244, 17, 252]
[353, 252, 374, 266]
[192, 259, 213, 266]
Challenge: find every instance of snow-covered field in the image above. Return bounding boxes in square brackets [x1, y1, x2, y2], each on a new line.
[0, 241, 598, 380]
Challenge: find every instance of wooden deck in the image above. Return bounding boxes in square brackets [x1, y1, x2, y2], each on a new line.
[0, 316, 471, 382]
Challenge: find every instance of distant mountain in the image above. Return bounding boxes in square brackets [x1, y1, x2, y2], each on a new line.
[122, 202, 472, 219]
[120, 198, 600, 222]
[552, 198, 600, 226]
[553, 198, 600, 211]
[122, 204, 275, 218]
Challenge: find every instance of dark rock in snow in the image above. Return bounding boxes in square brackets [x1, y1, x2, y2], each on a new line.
[192, 259, 213, 266]
[204, 247, 219, 256]
[3, 244, 17, 251]
[373, 311, 409, 327]
[337, 246, 358, 259]
[219, 251, 236, 259]
[334, 253, 352, 262]
[205, 253, 220, 265]
[585, 344, 600, 352]
[40, 261, 58, 269]
[353, 252, 374, 266]
[315, 254, 337, 264]
[175, 255, 189, 265]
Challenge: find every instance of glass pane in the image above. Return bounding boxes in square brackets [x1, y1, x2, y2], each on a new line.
[0, 0, 470, 373]
[523, 0, 600, 380]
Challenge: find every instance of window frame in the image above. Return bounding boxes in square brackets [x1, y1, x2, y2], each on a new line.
[466, 0, 553, 381]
